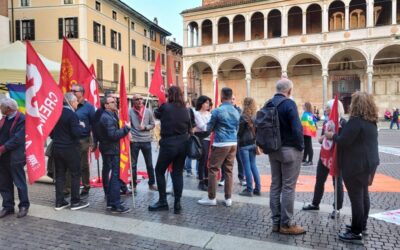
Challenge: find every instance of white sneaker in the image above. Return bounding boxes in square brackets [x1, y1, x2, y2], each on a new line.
[218, 180, 225, 186]
[223, 199, 232, 207]
[197, 197, 217, 206]
[240, 180, 247, 186]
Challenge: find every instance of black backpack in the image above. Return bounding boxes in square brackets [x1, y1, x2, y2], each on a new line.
[255, 98, 287, 154]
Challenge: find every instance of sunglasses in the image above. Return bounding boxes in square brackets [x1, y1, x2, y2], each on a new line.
[71, 90, 81, 93]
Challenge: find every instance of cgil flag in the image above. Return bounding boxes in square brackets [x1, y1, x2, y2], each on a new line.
[88, 64, 101, 160]
[26, 41, 63, 184]
[119, 66, 131, 184]
[6, 83, 26, 114]
[149, 54, 166, 105]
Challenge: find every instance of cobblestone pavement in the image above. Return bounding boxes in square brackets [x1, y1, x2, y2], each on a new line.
[0, 130, 399, 249]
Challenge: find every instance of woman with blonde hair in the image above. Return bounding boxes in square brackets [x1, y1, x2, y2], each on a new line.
[237, 97, 261, 196]
[325, 91, 380, 244]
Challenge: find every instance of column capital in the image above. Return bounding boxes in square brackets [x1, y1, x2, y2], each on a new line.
[367, 65, 374, 74]
[281, 70, 288, 77]
[245, 72, 252, 80]
[322, 69, 329, 77]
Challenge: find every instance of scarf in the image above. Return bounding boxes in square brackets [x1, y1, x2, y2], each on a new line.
[134, 106, 145, 122]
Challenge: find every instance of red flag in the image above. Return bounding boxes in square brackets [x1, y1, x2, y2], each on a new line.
[26, 41, 63, 184]
[320, 95, 340, 177]
[88, 64, 101, 160]
[119, 66, 131, 184]
[59, 37, 92, 93]
[149, 54, 166, 104]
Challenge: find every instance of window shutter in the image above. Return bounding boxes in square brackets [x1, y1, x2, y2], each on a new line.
[118, 32, 121, 51]
[132, 68, 136, 85]
[102, 25, 106, 45]
[113, 63, 119, 83]
[58, 18, 64, 39]
[147, 47, 150, 61]
[31, 20, 35, 40]
[144, 72, 148, 87]
[93, 22, 96, 42]
[15, 20, 21, 41]
[73, 17, 78, 38]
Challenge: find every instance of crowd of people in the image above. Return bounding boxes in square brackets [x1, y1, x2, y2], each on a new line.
[0, 76, 381, 245]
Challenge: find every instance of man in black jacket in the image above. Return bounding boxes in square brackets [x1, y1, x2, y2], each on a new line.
[99, 96, 131, 213]
[0, 98, 29, 218]
[268, 76, 306, 235]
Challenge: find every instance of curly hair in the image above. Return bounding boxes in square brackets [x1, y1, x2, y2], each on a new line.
[242, 97, 257, 118]
[349, 91, 379, 123]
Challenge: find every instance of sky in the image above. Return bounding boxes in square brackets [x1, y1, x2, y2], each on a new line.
[121, 0, 202, 45]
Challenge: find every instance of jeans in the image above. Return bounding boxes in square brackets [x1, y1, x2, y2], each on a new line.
[0, 156, 30, 210]
[155, 135, 188, 201]
[53, 146, 81, 205]
[390, 120, 399, 129]
[103, 154, 122, 208]
[101, 153, 127, 195]
[197, 139, 210, 181]
[312, 159, 344, 210]
[184, 157, 192, 173]
[239, 144, 261, 192]
[269, 147, 302, 226]
[130, 142, 155, 187]
[65, 137, 91, 193]
[303, 135, 313, 162]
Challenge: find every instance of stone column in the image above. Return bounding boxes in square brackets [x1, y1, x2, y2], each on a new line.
[345, 5, 349, 30]
[322, 69, 328, 107]
[367, 65, 374, 94]
[183, 25, 188, 47]
[245, 73, 252, 97]
[190, 26, 194, 47]
[302, 11, 307, 35]
[213, 19, 218, 45]
[322, 3, 329, 32]
[393, 0, 397, 25]
[282, 7, 288, 37]
[245, 14, 251, 41]
[281, 69, 288, 78]
[367, 0, 374, 27]
[229, 21, 233, 43]
[264, 16, 268, 39]
[183, 76, 188, 101]
[198, 26, 202, 46]
[213, 74, 218, 99]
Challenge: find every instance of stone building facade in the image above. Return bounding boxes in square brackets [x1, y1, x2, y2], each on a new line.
[181, 0, 400, 115]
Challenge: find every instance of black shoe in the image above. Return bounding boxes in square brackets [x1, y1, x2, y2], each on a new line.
[55, 201, 70, 211]
[110, 205, 131, 214]
[174, 200, 181, 214]
[253, 190, 261, 196]
[302, 204, 319, 211]
[345, 224, 368, 235]
[71, 201, 89, 211]
[17, 207, 29, 218]
[0, 208, 15, 218]
[338, 231, 363, 245]
[148, 201, 169, 212]
[107, 201, 125, 210]
[80, 190, 89, 197]
[330, 210, 340, 219]
[198, 182, 207, 191]
[239, 188, 253, 197]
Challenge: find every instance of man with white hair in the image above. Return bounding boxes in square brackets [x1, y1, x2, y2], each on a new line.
[0, 97, 30, 218]
[268, 76, 305, 235]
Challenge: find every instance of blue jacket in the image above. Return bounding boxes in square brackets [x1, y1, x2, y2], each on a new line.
[99, 110, 130, 155]
[0, 112, 25, 165]
[75, 101, 95, 138]
[269, 94, 304, 151]
[50, 106, 83, 148]
[207, 102, 240, 144]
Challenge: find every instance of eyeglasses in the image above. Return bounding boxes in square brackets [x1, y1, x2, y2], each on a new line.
[71, 90, 81, 93]
[134, 98, 143, 101]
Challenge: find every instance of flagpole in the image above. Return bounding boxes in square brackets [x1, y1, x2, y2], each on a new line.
[141, 92, 151, 126]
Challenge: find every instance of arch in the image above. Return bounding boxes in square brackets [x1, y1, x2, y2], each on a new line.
[329, 0, 345, 31]
[349, 0, 366, 29]
[287, 52, 323, 76]
[288, 6, 303, 36]
[268, 9, 282, 38]
[188, 22, 199, 47]
[251, 12, 264, 40]
[201, 19, 213, 46]
[327, 47, 368, 70]
[374, 0, 392, 26]
[251, 55, 282, 78]
[184, 60, 214, 78]
[217, 57, 248, 74]
[372, 44, 400, 65]
[218, 16, 230, 44]
[233, 14, 245, 42]
[306, 4, 322, 34]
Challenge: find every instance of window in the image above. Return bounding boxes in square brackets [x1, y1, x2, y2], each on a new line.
[151, 50, 155, 62]
[147, 47, 151, 61]
[161, 54, 165, 65]
[131, 68, 136, 86]
[118, 32, 121, 51]
[95, 1, 101, 11]
[15, 19, 35, 41]
[112, 10, 117, 20]
[131, 39, 136, 56]
[21, 0, 29, 7]
[176, 75, 179, 85]
[113, 63, 119, 83]
[144, 72, 148, 87]
[160, 35, 166, 45]
[111, 30, 117, 49]
[59, 17, 78, 39]
[96, 59, 103, 80]
[150, 30, 156, 41]
[64, 0, 73, 4]
[144, 29, 147, 37]
[102, 25, 106, 45]
[130, 21, 135, 30]
[175, 61, 180, 73]
[93, 22, 101, 43]
[143, 45, 147, 60]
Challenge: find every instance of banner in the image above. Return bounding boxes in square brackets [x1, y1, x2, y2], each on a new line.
[6, 83, 26, 114]
[301, 112, 317, 138]
[88, 64, 101, 160]
[26, 41, 63, 184]
[320, 95, 339, 176]
[59, 37, 92, 94]
[119, 66, 131, 184]
[149, 54, 166, 105]
[370, 209, 400, 225]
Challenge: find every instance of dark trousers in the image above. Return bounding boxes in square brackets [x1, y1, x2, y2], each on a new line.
[155, 135, 188, 201]
[390, 120, 399, 129]
[344, 173, 370, 234]
[312, 159, 344, 210]
[65, 137, 91, 193]
[0, 157, 30, 210]
[130, 142, 155, 188]
[103, 154, 122, 208]
[53, 146, 81, 205]
[303, 135, 313, 162]
[221, 147, 244, 181]
[197, 139, 210, 181]
[101, 153, 127, 196]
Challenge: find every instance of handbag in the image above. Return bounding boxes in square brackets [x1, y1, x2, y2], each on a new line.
[187, 109, 203, 159]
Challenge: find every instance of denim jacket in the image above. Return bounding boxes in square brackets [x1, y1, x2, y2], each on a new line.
[207, 102, 240, 144]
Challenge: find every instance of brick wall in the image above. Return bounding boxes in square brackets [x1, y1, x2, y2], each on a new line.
[0, 0, 8, 17]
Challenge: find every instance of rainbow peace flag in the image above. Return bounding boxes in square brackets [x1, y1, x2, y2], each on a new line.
[301, 111, 317, 137]
[6, 83, 26, 114]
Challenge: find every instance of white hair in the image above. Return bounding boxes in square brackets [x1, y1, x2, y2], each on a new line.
[327, 99, 345, 118]
[0, 97, 18, 111]
[276, 76, 293, 93]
